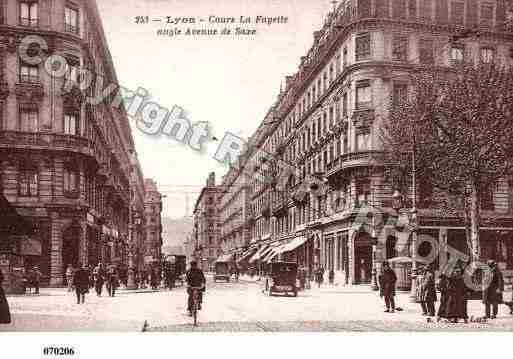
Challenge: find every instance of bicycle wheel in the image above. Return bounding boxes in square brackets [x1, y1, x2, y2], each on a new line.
[193, 300, 198, 326]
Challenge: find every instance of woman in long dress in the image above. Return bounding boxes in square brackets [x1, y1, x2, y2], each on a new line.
[0, 269, 12, 324]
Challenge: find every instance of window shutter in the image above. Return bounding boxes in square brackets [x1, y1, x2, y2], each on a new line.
[375, 0, 390, 18]
[392, 0, 407, 19]
[435, 0, 449, 24]
[496, 0, 506, 31]
[408, 0, 417, 19]
[358, 0, 372, 18]
[466, 0, 478, 28]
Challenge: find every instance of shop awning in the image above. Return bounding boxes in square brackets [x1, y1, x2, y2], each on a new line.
[281, 236, 308, 253]
[237, 247, 257, 263]
[0, 194, 33, 235]
[249, 245, 270, 263]
[260, 242, 284, 263]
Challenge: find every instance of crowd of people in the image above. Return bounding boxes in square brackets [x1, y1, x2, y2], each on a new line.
[61, 262, 182, 304]
[378, 259, 513, 322]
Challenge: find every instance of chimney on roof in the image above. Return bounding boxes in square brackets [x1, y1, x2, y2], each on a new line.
[314, 31, 322, 43]
[207, 172, 216, 187]
[285, 75, 294, 89]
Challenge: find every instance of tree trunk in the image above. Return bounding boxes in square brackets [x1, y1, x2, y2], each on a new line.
[469, 181, 481, 262]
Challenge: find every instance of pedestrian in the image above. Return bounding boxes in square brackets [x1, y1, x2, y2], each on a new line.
[106, 265, 119, 297]
[0, 269, 12, 324]
[483, 260, 504, 319]
[72, 264, 90, 304]
[315, 266, 323, 288]
[93, 263, 105, 297]
[150, 267, 159, 290]
[378, 261, 397, 313]
[88, 265, 94, 289]
[328, 269, 335, 285]
[415, 266, 427, 314]
[65, 265, 74, 292]
[436, 273, 449, 322]
[422, 265, 437, 317]
[445, 267, 469, 323]
[299, 267, 306, 291]
[31, 266, 42, 295]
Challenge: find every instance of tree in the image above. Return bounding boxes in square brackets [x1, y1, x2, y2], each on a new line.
[382, 61, 513, 262]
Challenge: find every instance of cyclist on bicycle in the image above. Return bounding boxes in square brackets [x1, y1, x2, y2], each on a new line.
[186, 261, 206, 316]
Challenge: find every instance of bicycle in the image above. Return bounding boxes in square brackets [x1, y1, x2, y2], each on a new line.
[188, 286, 203, 326]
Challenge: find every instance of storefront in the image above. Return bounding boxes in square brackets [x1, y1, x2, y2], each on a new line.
[0, 194, 34, 293]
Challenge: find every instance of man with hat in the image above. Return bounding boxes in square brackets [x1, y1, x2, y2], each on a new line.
[483, 260, 504, 319]
[378, 261, 397, 313]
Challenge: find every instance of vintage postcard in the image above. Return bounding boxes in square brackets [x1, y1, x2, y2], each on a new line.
[2, 0, 513, 346]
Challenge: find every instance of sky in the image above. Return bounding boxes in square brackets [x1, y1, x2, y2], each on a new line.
[96, 0, 332, 218]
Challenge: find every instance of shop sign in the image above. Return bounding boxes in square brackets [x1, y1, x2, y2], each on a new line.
[20, 237, 42, 256]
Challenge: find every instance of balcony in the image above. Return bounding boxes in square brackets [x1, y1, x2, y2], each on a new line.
[272, 195, 288, 215]
[15, 82, 44, 102]
[0, 81, 8, 99]
[0, 131, 97, 158]
[327, 151, 384, 178]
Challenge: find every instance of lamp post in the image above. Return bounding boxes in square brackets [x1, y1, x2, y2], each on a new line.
[392, 188, 418, 301]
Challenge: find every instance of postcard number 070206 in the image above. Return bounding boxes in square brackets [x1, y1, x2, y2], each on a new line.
[42, 347, 75, 356]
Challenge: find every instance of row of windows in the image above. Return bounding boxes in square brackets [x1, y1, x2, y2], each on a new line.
[10, 1, 80, 34]
[358, 0, 497, 28]
[6, 104, 79, 135]
[266, 34, 511, 163]
[15, 166, 79, 197]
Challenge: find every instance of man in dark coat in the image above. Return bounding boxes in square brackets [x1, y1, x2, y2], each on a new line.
[379, 261, 397, 313]
[445, 267, 469, 323]
[72, 264, 90, 304]
[30, 266, 43, 295]
[0, 269, 11, 324]
[437, 273, 449, 321]
[106, 265, 119, 297]
[185, 261, 206, 316]
[421, 265, 437, 317]
[93, 263, 106, 297]
[483, 260, 504, 319]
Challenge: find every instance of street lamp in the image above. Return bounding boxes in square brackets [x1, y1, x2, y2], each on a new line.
[392, 189, 418, 302]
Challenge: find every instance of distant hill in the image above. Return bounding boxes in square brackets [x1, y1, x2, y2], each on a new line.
[161, 216, 192, 255]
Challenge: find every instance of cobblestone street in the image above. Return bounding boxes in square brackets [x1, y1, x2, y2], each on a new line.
[2, 275, 513, 332]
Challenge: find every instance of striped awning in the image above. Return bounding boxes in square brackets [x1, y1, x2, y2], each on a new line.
[248, 245, 270, 263]
[237, 247, 257, 263]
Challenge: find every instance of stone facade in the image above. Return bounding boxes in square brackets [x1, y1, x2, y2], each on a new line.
[191, 172, 221, 272]
[216, 0, 513, 285]
[0, 0, 147, 285]
[143, 179, 163, 265]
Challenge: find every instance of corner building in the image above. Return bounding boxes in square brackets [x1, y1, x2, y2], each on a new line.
[192, 173, 222, 272]
[219, 0, 513, 285]
[0, 0, 147, 285]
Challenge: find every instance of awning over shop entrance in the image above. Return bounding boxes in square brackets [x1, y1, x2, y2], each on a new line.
[237, 247, 257, 263]
[281, 236, 308, 254]
[0, 194, 33, 235]
[248, 245, 270, 263]
[267, 236, 308, 260]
